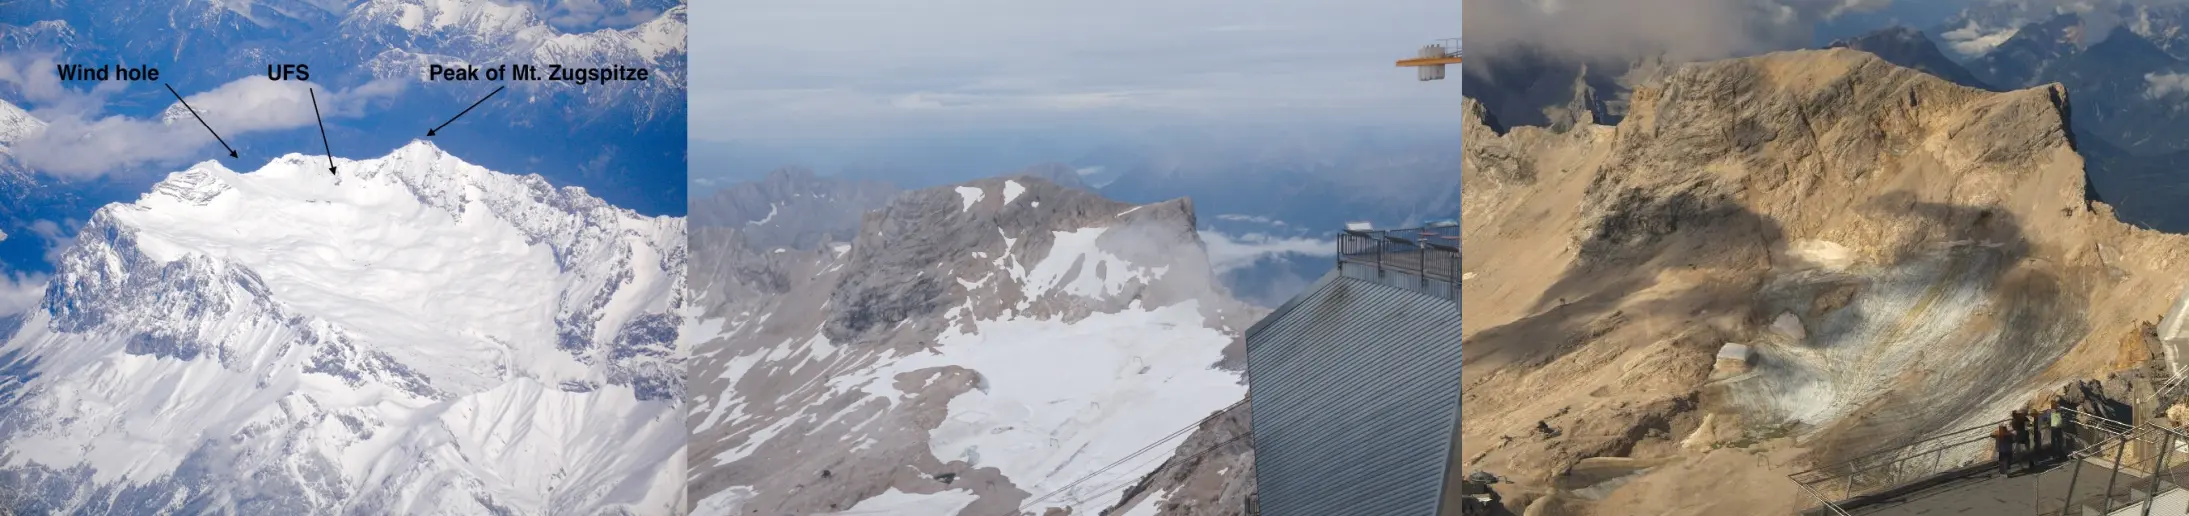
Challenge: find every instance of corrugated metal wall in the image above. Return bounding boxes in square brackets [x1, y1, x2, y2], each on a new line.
[1337, 260, 1456, 301]
[1245, 270, 1464, 516]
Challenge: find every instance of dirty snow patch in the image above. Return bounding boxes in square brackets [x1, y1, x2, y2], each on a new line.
[749, 203, 778, 226]
[825, 488, 981, 515]
[694, 486, 756, 516]
[855, 301, 1243, 515]
[956, 186, 985, 212]
[1004, 180, 1027, 205]
[1785, 240, 1854, 271]
[1023, 227, 1169, 298]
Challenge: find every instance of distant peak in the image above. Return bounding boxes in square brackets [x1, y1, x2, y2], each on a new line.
[1006, 163, 1091, 191]
[761, 166, 821, 185]
[393, 138, 448, 157]
[1830, 25, 1924, 46]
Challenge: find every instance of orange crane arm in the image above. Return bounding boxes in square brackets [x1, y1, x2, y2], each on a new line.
[1396, 56, 1462, 67]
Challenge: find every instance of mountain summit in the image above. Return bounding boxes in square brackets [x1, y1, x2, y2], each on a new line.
[1462, 48, 2189, 514]
[0, 140, 687, 514]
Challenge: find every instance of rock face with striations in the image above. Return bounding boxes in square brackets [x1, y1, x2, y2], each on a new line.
[1462, 48, 2189, 515]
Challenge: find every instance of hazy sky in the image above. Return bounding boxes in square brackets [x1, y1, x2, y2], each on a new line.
[690, 0, 1461, 147]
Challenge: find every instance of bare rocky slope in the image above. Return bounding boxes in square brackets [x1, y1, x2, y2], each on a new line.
[1462, 48, 2189, 515]
[686, 174, 1261, 516]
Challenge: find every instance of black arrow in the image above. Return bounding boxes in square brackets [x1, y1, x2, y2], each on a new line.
[310, 88, 335, 175]
[164, 83, 237, 158]
[428, 85, 504, 137]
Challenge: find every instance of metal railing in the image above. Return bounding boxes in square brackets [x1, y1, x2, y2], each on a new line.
[1789, 419, 2011, 512]
[2041, 420, 2189, 516]
[1781, 406, 2155, 516]
[1336, 226, 1458, 301]
[1431, 38, 1460, 58]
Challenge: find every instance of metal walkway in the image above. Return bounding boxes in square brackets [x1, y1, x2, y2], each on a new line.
[1793, 410, 2189, 516]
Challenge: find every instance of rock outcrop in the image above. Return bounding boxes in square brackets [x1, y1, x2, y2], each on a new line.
[1462, 48, 2189, 515]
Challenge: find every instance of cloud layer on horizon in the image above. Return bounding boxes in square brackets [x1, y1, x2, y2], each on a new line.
[692, 0, 1461, 143]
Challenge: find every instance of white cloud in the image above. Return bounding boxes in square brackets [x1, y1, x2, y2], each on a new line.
[1, 69, 405, 179]
[691, 0, 1461, 142]
[0, 218, 46, 316]
[2149, 72, 2189, 99]
[1469, 0, 1888, 62]
[1215, 214, 1289, 227]
[1199, 231, 1330, 273]
[1939, 21, 2021, 59]
[28, 219, 76, 266]
[0, 271, 44, 316]
[0, 55, 130, 118]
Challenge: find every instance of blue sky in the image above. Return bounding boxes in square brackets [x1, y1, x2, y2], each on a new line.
[688, 0, 1462, 185]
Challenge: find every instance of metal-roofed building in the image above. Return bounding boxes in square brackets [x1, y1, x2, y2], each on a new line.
[1245, 225, 1462, 516]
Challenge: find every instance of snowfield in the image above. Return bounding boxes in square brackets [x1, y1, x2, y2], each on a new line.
[824, 488, 981, 515]
[860, 300, 1243, 513]
[0, 141, 686, 515]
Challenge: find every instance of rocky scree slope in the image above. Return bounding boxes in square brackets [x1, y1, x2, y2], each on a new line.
[1461, 48, 2189, 515]
[685, 175, 1260, 516]
[0, 140, 686, 515]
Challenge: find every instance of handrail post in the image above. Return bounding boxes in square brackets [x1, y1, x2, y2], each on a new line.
[2143, 430, 2173, 516]
[2108, 431, 2134, 512]
[2066, 440, 2088, 516]
[1375, 230, 1386, 278]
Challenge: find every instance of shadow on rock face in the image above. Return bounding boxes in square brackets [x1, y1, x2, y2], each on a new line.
[1463, 184, 1786, 375]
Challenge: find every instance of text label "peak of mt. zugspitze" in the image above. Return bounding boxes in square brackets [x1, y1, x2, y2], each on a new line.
[428, 64, 652, 85]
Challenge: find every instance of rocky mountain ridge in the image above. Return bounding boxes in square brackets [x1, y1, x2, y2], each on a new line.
[686, 175, 1260, 516]
[1462, 48, 2189, 515]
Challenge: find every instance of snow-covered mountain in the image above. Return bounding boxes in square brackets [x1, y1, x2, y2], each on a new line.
[3, 0, 689, 217]
[0, 99, 45, 221]
[343, 0, 687, 122]
[1935, 0, 2189, 62]
[685, 176, 1261, 515]
[0, 140, 686, 514]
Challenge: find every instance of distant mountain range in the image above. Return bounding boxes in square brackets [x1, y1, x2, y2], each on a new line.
[692, 143, 1460, 307]
[1827, 26, 1992, 90]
